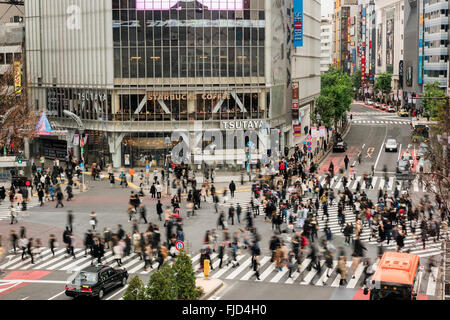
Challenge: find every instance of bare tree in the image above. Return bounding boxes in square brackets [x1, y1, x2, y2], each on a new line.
[417, 97, 449, 219]
[0, 65, 37, 155]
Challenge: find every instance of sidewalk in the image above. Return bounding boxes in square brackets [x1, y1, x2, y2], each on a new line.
[196, 278, 224, 300]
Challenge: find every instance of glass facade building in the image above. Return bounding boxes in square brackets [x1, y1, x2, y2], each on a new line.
[26, 0, 292, 167]
[112, 0, 268, 122]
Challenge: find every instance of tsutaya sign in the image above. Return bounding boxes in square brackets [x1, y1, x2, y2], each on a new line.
[147, 92, 231, 101]
[221, 120, 266, 130]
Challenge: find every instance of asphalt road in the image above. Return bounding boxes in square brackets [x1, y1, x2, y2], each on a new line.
[0, 102, 442, 300]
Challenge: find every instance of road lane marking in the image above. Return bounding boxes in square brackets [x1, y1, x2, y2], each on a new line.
[106, 285, 128, 300]
[374, 143, 384, 172]
[426, 267, 439, 296]
[226, 257, 252, 280]
[0, 279, 67, 284]
[48, 290, 66, 300]
[398, 144, 402, 161]
[241, 256, 271, 281]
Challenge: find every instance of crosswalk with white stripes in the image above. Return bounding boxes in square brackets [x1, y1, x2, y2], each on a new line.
[0, 186, 83, 222]
[352, 120, 410, 125]
[350, 112, 388, 116]
[211, 177, 442, 259]
[0, 248, 440, 296]
[213, 175, 429, 211]
[0, 197, 42, 222]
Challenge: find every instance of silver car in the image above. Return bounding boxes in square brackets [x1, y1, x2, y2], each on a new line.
[385, 139, 398, 152]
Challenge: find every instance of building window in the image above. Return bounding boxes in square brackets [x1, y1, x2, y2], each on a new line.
[6, 53, 13, 64]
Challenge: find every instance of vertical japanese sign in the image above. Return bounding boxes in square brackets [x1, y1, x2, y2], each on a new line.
[399, 60, 404, 89]
[386, 9, 395, 72]
[418, 0, 424, 84]
[293, 124, 302, 137]
[14, 61, 21, 94]
[293, 0, 303, 47]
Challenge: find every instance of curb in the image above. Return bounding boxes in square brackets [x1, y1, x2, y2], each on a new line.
[199, 280, 224, 300]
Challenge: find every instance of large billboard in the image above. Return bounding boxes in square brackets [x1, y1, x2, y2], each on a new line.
[293, 0, 303, 47]
[418, 0, 424, 84]
[136, 0, 244, 10]
[377, 24, 382, 67]
[386, 9, 394, 73]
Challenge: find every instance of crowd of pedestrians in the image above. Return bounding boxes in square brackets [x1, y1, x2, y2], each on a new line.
[1, 142, 448, 288]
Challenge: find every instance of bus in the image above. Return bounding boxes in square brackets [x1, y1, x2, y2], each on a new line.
[364, 252, 421, 300]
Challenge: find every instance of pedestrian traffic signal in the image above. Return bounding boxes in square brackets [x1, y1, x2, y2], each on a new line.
[17, 156, 22, 164]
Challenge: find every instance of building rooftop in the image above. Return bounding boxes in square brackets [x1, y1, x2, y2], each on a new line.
[0, 22, 24, 45]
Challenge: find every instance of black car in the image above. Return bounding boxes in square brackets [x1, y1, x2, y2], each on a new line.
[65, 265, 128, 299]
[333, 141, 347, 152]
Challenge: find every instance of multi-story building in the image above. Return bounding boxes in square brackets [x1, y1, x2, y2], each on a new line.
[291, 0, 321, 147]
[0, 3, 23, 25]
[0, 22, 23, 76]
[321, 16, 333, 73]
[375, 0, 404, 96]
[423, 0, 449, 88]
[25, 0, 297, 168]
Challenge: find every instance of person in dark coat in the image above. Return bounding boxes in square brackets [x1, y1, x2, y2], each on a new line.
[156, 200, 163, 221]
[229, 181, 236, 198]
[56, 189, 64, 208]
[84, 230, 93, 256]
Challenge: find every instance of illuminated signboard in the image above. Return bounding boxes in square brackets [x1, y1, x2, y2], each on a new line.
[293, 0, 303, 47]
[418, 0, 424, 84]
[136, 0, 244, 11]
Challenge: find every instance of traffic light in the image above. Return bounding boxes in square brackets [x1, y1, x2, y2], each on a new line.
[17, 156, 22, 164]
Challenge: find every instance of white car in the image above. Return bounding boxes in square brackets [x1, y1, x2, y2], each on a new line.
[385, 139, 398, 152]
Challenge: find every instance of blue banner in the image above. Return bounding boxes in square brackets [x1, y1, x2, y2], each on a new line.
[293, 0, 303, 47]
[418, 56, 423, 84]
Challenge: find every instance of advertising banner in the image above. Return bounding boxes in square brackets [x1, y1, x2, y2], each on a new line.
[293, 124, 302, 137]
[319, 126, 326, 137]
[399, 60, 404, 89]
[73, 134, 80, 146]
[14, 61, 21, 94]
[311, 126, 318, 138]
[293, 0, 303, 47]
[386, 9, 395, 72]
[418, 0, 424, 84]
[292, 82, 299, 100]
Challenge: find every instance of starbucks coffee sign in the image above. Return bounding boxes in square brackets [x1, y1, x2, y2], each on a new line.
[221, 120, 266, 130]
[147, 92, 231, 101]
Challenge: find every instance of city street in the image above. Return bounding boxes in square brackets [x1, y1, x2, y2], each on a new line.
[0, 104, 444, 301]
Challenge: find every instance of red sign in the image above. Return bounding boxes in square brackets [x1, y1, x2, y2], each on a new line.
[292, 102, 299, 109]
[293, 124, 302, 137]
[175, 240, 185, 252]
[361, 53, 366, 83]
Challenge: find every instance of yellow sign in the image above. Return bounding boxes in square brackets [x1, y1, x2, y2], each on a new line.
[203, 259, 210, 280]
[366, 147, 375, 158]
[14, 61, 21, 94]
